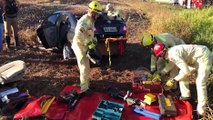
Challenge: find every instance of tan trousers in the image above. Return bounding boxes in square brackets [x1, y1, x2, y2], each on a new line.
[175, 49, 212, 115]
[73, 48, 90, 92]
[4, 17, 18, 37]
[0, 60, 26, 84]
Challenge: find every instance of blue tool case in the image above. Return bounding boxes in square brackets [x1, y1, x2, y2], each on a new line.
[92, 100, 124, 120]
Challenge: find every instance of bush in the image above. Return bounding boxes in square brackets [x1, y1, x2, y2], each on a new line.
[179, 8, 213, 50]
[149, 7, 213, 50]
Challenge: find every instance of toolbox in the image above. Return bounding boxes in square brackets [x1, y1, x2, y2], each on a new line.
[158, 94, 177, 117]
[92, 100, 124, 120]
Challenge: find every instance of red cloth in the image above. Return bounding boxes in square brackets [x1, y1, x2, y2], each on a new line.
[14, 95, 52, 120]
[45, 86, 192, 120]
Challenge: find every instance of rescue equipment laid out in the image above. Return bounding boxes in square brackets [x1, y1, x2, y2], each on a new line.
[158, 94, 177, 117]
[143, 93, 156, 105]
[11, 85, 191, 120]
[133, 67, 162, 93]
[133, 107, 161, 120]
[92, 100, 124, 120]
[6, 62, 194, 120]
[107, 87, 146, 107]
[58, 89, 80, 110]
[0, 87, 29, 114]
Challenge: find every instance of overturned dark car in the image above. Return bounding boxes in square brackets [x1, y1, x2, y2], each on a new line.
[36, 10, 128, 56]
[36, 10, 75, 51]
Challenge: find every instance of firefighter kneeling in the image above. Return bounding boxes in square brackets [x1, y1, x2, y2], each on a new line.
[153, 43, 212, 117]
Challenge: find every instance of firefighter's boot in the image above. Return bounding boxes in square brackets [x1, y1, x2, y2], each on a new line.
[5, 36, 11, 49]
[15, 36, 20, 47]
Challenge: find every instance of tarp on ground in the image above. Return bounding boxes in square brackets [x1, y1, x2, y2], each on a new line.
[45, 86, 192, 120]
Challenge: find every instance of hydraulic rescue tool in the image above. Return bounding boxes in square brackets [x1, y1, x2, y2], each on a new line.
[58, 90, 80, 110]
[107, 87, 145, 107]
[158, 94, 177, 117]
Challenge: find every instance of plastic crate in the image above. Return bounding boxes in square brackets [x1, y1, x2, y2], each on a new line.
[92, 100, 124, 120]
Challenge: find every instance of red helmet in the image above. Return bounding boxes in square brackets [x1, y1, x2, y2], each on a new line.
[153, 43, 165, 57]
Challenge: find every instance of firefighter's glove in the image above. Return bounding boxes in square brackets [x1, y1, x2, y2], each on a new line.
[164, 79, 176, 91]
[88, 37, 98, 50]
[166, 79, 175, 87]
[88, 42, 96, 50]
[152, 73, 161, 82]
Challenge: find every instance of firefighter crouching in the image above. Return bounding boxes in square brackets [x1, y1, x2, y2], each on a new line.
[141, 33, 185, 86]
[153, 43, 212, 117]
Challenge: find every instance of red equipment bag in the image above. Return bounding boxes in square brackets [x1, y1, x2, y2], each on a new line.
[14, 95, 52, 120]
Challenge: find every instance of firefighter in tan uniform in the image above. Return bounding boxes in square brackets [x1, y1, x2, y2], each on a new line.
[141, 33, 185, 78]
[153, 43, 213, 116]
[71, 1, 102, 96]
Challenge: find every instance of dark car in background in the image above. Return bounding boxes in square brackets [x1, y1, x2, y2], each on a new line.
[36, 11, 76, 51]
[94, 13, 127, 56]
[36, 10, 128, 56]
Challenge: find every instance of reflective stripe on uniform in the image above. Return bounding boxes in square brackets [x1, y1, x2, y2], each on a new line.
[151, 65, 156, 71]
[79, 55, 84, 60]
[80, 78, 89, 86]
[162, 69, 168, 74]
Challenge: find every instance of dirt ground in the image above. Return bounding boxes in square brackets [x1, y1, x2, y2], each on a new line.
[0, 0, 212, 119]
[0, 0, 150, 96]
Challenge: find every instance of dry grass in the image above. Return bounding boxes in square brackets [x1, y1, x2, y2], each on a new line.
[19, 28, 37, 46]
[35, 0, 90, 4]
[122, 0, 183, 37]
[202, 106, 213, 120]
[36, 0, 53, 4]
